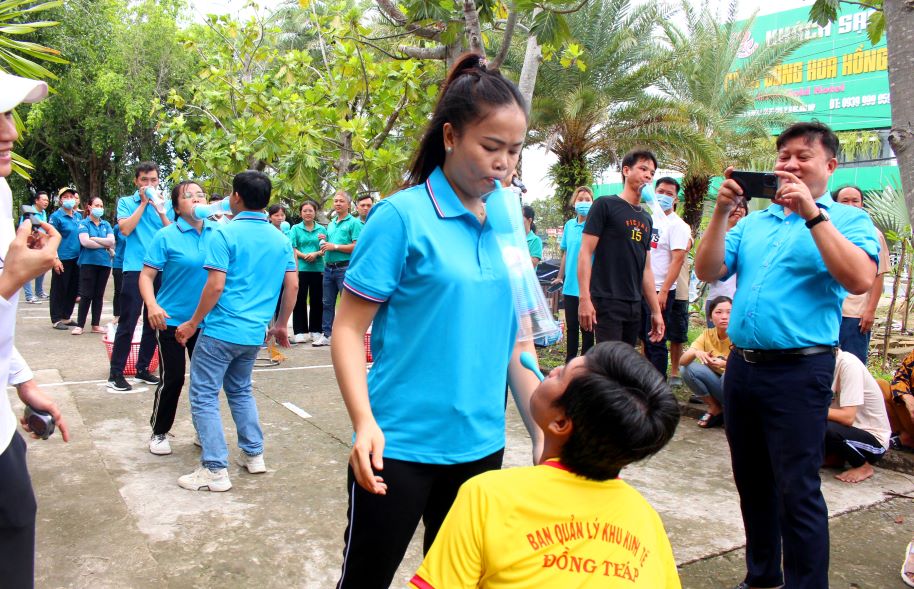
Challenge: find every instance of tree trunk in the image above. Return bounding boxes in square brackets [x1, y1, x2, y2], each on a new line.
[883, 238, 907, 371]
[517, 15, 543, 116]
[463, 0, 484, 55]
[681, 174, 710, 237]
[884, 0, 914, 230]
[905, 251, 914, 332]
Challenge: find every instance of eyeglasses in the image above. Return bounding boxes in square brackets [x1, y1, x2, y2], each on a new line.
[181, 192, 208, 199]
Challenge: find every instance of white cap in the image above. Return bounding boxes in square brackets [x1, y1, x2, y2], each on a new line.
[0, 73, 48, 113]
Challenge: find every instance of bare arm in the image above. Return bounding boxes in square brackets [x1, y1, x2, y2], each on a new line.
[859, 273, 884, 333]
[827, 405, 857, 427]
[577, 234, 599, 331]
[175, 270, 225, 345]
[642, 254, 664, 343]
[507, 339, 544, 463]
[269, 271, 299, 347]
[658, 249, 686, 307]
[118, 197, 148, 236]
[92, 234, 115, 248]
[139, 266, 167, 330]
[331, 291, 387, 495]
[78, 232, 103, 249]
[695, 203, 732, 282]
[552, 250, 567, 285]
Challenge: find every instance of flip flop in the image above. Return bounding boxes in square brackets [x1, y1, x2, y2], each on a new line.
[902, 541, 914, 587]
[698, 412, 724, 429]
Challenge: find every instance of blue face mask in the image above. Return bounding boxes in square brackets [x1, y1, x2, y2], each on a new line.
[61, 198, 76, 210]
[91, 207, 104, 218]
[640, 183, 655, 203]
[657, 194, 675, 211]
[574, 202, 592, 217]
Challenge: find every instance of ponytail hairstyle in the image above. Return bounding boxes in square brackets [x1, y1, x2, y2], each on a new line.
[522, 205, 536, 234]
[406, 53, 527, 186]
[170, 181, 199, 221]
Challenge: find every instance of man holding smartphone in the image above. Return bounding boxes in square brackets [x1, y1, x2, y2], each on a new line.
[0, 72, 71, 589]
[695, 122, 879, 589]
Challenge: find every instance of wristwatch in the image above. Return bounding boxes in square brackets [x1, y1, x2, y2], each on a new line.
[805, 209, 830, 229]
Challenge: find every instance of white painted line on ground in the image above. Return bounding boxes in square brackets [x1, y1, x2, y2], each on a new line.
[282, 402, 312, 419]
[12, 363, 335, 388]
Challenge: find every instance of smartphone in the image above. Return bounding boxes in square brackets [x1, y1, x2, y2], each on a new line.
[24, 405, 55, 440]
[20, 204, 39, 224]
[546, 282, 563, 294]
[730, 171, 779, 200]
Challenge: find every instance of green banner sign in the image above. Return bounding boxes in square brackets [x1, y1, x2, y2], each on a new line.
[736, 6, 890, 131]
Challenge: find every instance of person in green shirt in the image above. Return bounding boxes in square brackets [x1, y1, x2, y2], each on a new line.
[288, 199, 326, 344]
[314, 190, 362, 346]
[523, 205, 543, 268]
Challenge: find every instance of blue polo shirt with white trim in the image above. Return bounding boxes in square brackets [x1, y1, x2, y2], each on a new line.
[77, 218, 114, 267]
[144, 217, 217, 327]
[49, 208, 83, 260]
[116, 191, 173, 272]
[724, 192, 879, 349]
[202, 211, 296, 346]
[344, 166, 518, 465]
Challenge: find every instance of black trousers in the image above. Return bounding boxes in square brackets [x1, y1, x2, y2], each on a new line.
[49, 258, 79, 324]
[825, 421, 886, 467]
[109, 271, 159, 377]
[112, 268, 123, 317]
[150, 326, 198, 435]
[640, 291, 675, 376]
[725, 351, 835, 589]
[336, 448, 504, 589]
[0, 433, 37, 589]
[563, 295, 594, 364]
[76, 264, 111, 328]
[592, 297, 640, 346]
[293, 271, 323, 334]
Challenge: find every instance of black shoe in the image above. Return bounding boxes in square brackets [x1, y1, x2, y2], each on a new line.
[52, 322, 69, 330]
[62, 320, 77, 326]
[134, 370, 160, 385]
[107, 374, 132, 391]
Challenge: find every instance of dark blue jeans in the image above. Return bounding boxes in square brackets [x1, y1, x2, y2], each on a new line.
[724, 350, 835, 589]
[838, 316, 870, 365]
[321, 265, 347, 337]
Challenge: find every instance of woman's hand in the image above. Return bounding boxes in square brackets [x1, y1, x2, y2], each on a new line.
[694, 350, 712, 365]
[350, 420, 388, 495]
[303, 252, 318, 263]
[147, 304, 170, 331]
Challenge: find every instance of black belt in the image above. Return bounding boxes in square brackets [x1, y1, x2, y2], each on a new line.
[732, 346, 836, 364]
[325, 261, 349, 269]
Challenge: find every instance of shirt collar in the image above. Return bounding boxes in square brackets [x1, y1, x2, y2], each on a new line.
[425, 167, 472, 219]
[233, 211, 268, 222]
[175, 216, 214, 233]
[765, 191, 834, 220]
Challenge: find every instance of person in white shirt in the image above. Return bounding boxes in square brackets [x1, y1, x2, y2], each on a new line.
[826, 350, 890, 483]
[641, 177, 691, 377]
[0, 73, 70, 588]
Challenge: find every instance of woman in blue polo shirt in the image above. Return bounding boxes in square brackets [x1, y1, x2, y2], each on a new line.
[49, 188, 83, 329]
[552, 185, 595, 363]
[139, 181, 214, 456]
[330, 53, 542, 589]
[71, 197, 115, 335]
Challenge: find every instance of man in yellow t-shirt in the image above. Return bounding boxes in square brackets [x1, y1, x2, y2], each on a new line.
[410, 342, 681, 589]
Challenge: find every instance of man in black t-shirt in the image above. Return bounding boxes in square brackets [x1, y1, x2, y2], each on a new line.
[577, 150, 665, 346]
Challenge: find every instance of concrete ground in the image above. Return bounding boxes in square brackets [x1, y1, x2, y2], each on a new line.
[10, 290, 914, 588]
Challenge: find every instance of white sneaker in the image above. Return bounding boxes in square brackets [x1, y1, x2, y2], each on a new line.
[149, 433, 172, 455]
[293, 333, 309, 344]
[311, 334, 331, 347]
[235, 452, 266, 474]
[310, 332, 321, 342]
[178, 466, 232, 492]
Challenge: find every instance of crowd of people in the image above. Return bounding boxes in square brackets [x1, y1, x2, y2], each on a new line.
[3, 52, 914, 589]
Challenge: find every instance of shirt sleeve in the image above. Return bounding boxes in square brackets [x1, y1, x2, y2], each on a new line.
[529, 235, 543, 260]
[835, 353, 865, 408]
[116, 196, 132, 221]
[410, 479, 485, 589]
[143, 228, 169, 270]
[77, 221, 89, 235]
[349, 217, 363, 242]
[669, 221, 691, 251]
[8, 347, 33, 386]
[689, 330, 708, 352]
[722, 215, 747, 280]
[204, 230, 231, 273]
[837, 207, 879, 265]
[583, 197, 607, 237]
[560, 222, 568, 251]
[284, 240, 295, 272]
[343, 201, 407, 303]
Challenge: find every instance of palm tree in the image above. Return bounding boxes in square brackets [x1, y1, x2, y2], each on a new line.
[656, 1, 808, 234]
[528, 0, 713, 217]
[0, 0, 65, 178]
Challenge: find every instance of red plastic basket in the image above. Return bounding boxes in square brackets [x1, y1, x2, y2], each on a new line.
[103, 338, 159, 376]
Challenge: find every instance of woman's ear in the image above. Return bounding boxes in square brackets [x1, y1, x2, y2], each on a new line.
[442, 122, 456, 152]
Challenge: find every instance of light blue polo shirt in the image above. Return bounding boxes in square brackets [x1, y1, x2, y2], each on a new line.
[144, 218, 216, 327]
[202, 211, 296, 346]
[116, 191, 173, 272]
[344, 166, 518, 465]
[77, 218, 114, 267]
[724, 192, 879, 349]
[560, 217, 587, 297]
[112, 224, 126, 269]
[49, 209, 83, 260]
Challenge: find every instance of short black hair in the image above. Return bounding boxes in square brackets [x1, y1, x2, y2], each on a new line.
[556, 342, 680, 481]
[232, 171, 272, 210]
[267, 203, 285, 216]
[706, 295, 732, 322]
[31, 191, 48, 204]
[834, 184, 864, 204]
[620, 150, 658, 180]
[357, 194, 373, 204]
[135, 161, 158, 179]
[776, 121, 839, 159]
[655, 177, 680, 193]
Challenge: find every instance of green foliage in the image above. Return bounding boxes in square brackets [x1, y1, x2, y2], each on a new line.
[157, 3, 438, 206]
[866, 183, 911, 243]
[809, 0, 884, 44]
